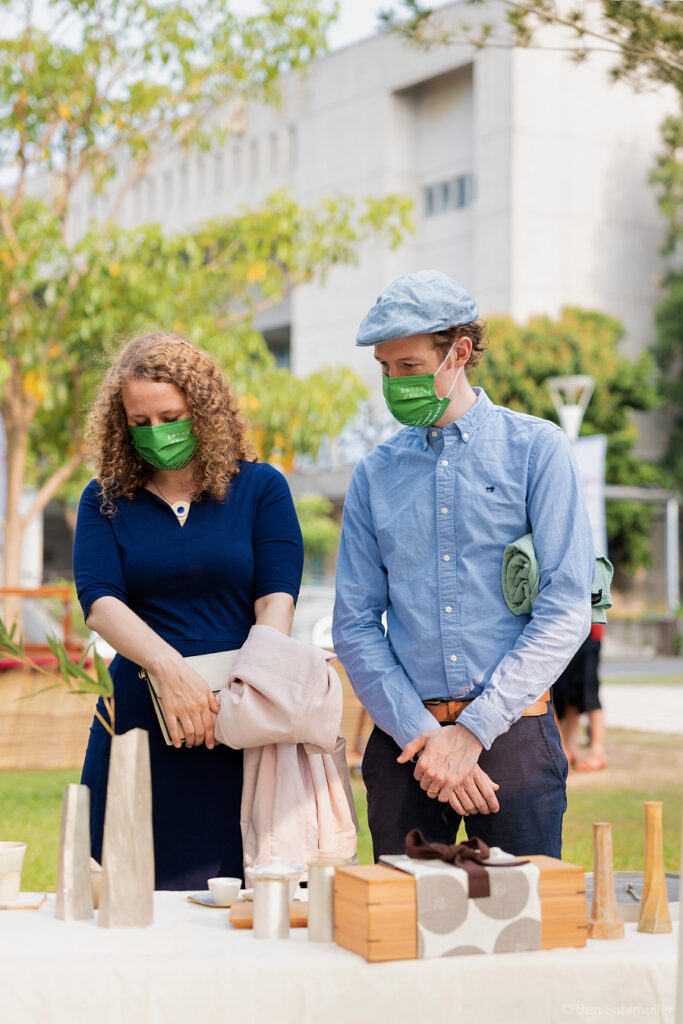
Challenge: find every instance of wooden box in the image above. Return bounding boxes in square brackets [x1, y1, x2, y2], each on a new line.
[334, 855, 587, 962]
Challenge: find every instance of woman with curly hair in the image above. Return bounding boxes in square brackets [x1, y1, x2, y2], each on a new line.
[73, 332, 304, 889]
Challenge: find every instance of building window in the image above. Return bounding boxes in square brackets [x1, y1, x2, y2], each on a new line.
[424, 173, 475, 216]
[262, 325, 290, 369]
[457, 173, 475, 207]
[288, 125, 297, 168]
[179, 163, 189, 199]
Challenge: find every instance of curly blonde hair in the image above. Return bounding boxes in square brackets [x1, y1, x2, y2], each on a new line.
[87, 332, 256, 514]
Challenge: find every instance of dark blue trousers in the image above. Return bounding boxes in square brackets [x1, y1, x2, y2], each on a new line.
[362, 707, 568, 860]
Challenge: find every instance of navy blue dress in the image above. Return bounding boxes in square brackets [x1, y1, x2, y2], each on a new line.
[73, 461, 304, 890]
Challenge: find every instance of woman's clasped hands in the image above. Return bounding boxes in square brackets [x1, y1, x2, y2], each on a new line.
[151, 653, 219, 749]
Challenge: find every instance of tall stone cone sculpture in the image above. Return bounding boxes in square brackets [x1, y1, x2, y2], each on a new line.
[56, 784, 94, 921]
[98, 728, 154, 928]
[588, 822, 624, 940]
[638, 801, 672, 934]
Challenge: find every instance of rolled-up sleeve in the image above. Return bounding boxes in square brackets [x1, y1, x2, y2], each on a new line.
[72, 480, 129, 621]
[458, 429, 594, 749]
[252, 465, 304, 603]
[332, 463, 437, 748]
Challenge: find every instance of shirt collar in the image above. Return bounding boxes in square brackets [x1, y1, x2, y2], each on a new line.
[417, 387, 493, 448]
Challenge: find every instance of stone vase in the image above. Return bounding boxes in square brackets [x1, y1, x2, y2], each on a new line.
[98, 728, 155, 928]
[56, 784, 94, 921]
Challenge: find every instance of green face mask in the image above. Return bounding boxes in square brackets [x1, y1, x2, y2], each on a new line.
[129, 418, 198, 470]
[382, 345, 460, 428]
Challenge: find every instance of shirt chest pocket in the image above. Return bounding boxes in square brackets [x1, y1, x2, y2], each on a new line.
[460, 465, 529, 540]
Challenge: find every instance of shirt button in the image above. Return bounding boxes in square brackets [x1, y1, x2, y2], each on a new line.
[462, 432, 469, 441]
[441, 459, 448, 466]
[445, 605, 452, 613]
[431, 430, 438, 437]
[441, 507, 448, 514]
[450, 654, 458, 662]
[443, 554, 450, 562]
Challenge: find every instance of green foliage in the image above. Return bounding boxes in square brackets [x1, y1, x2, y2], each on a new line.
[470, 308, 667, 573]
[12, 189, 406, 492]
[0, 0, 413, 581]
[294, 493, 340, 561]
[382, 0, 683, 506]
[650, 114, 683, 256]
[0, 0, 337, 193]
[653, 272, 683, 485]
[0, 618, 114, 733]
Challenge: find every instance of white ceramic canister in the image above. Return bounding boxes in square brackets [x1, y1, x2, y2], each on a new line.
[0, 842, 27, 902]
[307, 858, 348, 942]
[250, 859, 304, 940]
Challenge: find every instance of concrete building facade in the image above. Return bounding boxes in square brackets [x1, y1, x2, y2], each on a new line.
[66, 1, 675, 456]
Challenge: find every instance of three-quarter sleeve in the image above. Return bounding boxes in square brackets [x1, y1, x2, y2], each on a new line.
[72, 480, 129, 621]
[252, 465, 304, 602]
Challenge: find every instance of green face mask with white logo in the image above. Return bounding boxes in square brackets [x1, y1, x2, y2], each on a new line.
[382, 345, 460, 428]
[129, 418, 198, 470]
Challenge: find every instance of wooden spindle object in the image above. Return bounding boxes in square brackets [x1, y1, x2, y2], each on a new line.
[638, 801, 672, 934]
[588, 822, 624, 940]
[98, 728, 155, 928]
[56, 784, 94, 921]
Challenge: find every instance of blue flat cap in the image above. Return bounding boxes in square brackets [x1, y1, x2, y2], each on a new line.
[356, 269, 479, 346]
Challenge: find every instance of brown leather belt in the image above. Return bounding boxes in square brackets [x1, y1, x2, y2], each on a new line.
[424, 690, 551, 725]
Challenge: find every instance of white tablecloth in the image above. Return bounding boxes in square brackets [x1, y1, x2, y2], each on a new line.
[0, 892, 677, 1024]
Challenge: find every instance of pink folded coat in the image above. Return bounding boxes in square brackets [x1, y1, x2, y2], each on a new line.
[214, 624, 358, 875]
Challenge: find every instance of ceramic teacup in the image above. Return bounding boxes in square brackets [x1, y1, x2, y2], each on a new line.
[0, 842, 27, 902]
[207, 876, 241, 906]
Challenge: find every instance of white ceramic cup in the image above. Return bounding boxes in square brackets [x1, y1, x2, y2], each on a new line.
[0, 842, 27, 902]
[207, 877, 241, 906]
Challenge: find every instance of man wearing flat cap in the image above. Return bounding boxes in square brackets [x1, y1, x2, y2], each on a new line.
[332, 270, 594, 858]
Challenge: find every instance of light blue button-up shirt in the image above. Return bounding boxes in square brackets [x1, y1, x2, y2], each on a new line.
[332, 388, 594, 751]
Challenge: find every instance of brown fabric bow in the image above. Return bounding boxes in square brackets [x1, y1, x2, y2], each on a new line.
[405, 829, 531, 899]
[405, 828, 492, 898]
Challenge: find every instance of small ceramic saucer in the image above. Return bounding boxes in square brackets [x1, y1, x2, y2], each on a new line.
[187, 891, 234, 908]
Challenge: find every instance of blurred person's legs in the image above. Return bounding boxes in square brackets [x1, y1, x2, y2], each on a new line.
[553, 628, 606, 771]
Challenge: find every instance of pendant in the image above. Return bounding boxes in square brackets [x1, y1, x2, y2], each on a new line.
[171, 501, 190, 525]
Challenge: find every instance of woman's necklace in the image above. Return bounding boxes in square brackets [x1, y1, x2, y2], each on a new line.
[152, 477, 191, 526]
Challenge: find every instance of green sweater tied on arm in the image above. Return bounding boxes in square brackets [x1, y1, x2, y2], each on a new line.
[502, 533, 613, 624]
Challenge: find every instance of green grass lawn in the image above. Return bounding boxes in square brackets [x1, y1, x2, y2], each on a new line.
[1, 766, 679, 891]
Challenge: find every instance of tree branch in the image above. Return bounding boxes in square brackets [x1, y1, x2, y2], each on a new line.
[214, 270, 314, 329]
[21, 450, 86, 527]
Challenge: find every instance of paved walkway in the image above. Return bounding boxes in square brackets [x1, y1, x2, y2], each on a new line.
[600, 684, 683, 735]
[601, 657, 683, 680]
[588, 657, 683, 734]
